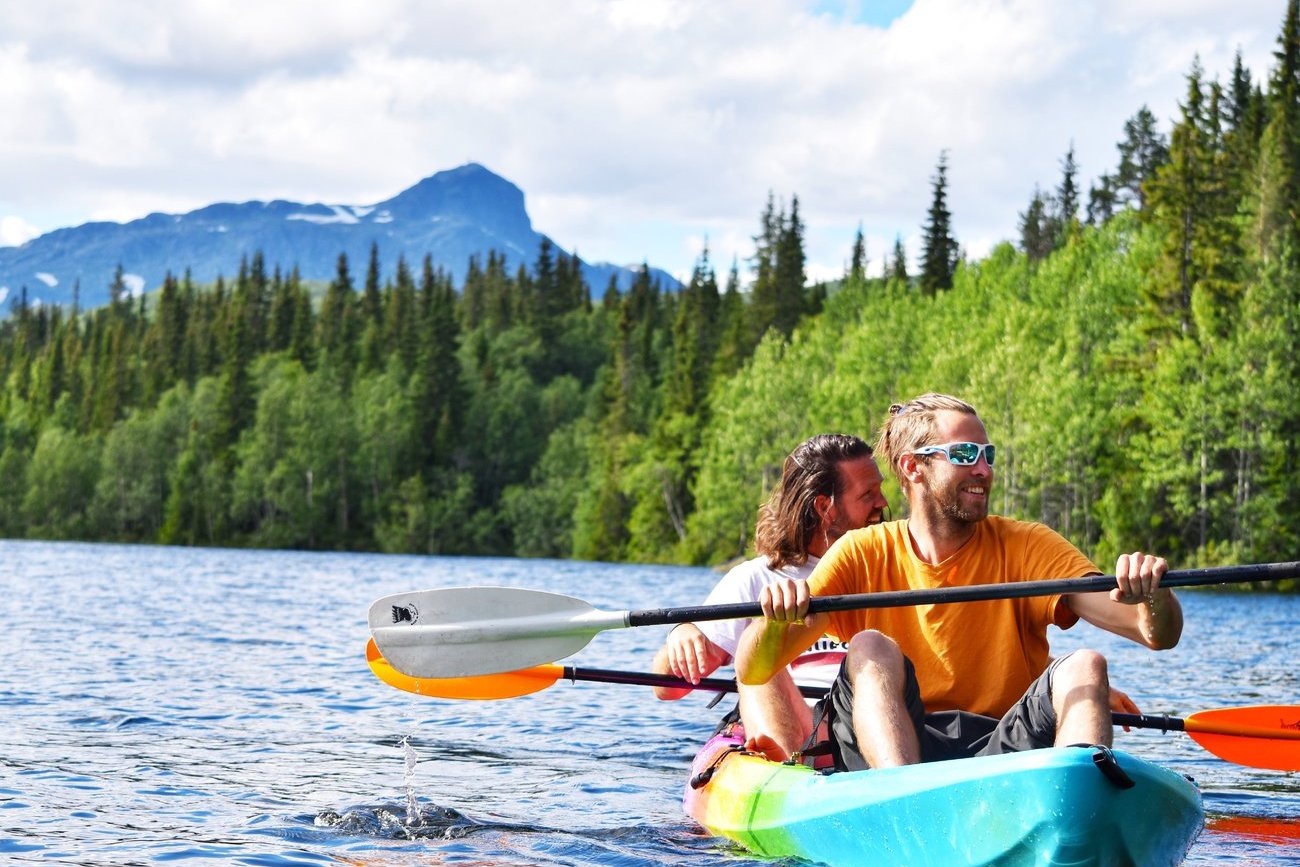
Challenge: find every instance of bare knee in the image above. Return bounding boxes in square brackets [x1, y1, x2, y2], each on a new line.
[846, 630, 906, 679]
[1051, 650, 1110, 713]
[1054, 649, 1108, 688]
[1050, 650, 1114, 747]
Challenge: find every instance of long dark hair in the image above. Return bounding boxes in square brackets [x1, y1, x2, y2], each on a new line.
[754, 433, 873, 569]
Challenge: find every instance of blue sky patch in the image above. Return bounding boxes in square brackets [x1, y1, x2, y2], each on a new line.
[811, 0, 914, 29]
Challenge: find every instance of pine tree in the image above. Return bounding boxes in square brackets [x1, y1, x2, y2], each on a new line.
[1087, 174, 1120, 225]
[90, 319, 126, 432]
[318, 253, 357, 379]
[848, 225, 867, 282]
[385, 256, 419, 373]
[1055, 143, 1080, 243]
[358, 242, 384, 373]
[287, 268, 314, 368]
[601, 274, 620, 312]
[215, 291, 254, 452]
[663, 245, 719, 419]
[413, 256, 464, 474]
[919, 151, 958, 294]
[1088, 107, 1171, 221]
[266, 267, 295, 353]
[1116, 107, 1171, 210]
[559, 249, 591, 313]
[246, 251, 270, 356]
[775, 195, 808, 324]
[1255, 0, 1300, 265]
[1019, 187, 1054, 263]
[1229, 48, 1256, 131]
[1143, 58, 1219, 337]
[109, 264, 128, 308]
[482, 250, 515, 333]
[153, 271, 187, 390]
[533, 237, 564, 326]
[888, 236, 909, 285]
[1240, 0, 1300, 563]
[747, 192, 783, 344]
[711, 259, 747, 379]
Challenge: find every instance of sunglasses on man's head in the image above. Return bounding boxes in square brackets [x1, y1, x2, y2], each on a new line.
[913, 441, 996, 467]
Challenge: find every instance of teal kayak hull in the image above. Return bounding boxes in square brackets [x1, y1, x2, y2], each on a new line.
[684, 735, 1203, 866]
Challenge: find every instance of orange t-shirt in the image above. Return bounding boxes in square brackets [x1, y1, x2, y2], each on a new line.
[807, 516, 1098, 718]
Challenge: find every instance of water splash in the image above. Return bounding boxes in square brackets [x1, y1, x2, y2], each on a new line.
[402, 734, 420, 828]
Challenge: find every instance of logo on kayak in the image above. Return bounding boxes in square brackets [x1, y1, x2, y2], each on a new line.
[391, 603, 419, 624]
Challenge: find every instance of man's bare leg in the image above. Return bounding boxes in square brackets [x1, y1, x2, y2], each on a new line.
[738, 669, 812, 761]
[846, 630, 920, 768]
[1051, 649, 1112, 747]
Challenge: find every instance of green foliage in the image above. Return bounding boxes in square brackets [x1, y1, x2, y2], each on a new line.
[919, 151, 958, 295]
[92, 386, 190, 540]
[748, 194, 809, 344]
[2, 10, 1300, 587]
[1089, 106, 1171, 223]
[22, 422, 101, 539]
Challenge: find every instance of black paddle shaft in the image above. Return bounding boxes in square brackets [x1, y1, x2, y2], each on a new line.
[556, 666, 1178, 732]
[625, 560, 1300, 628]
[560, 666, 826, 699]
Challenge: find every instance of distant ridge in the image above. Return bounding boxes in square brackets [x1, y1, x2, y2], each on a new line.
[0, 163, 679, 310]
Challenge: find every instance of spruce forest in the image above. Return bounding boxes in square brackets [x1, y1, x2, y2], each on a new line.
[4, 6, 1300, 583]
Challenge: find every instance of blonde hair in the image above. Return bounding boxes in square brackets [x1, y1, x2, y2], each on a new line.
[875, 393, 978, 484]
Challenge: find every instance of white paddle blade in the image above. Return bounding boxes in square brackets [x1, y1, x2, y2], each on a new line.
[368, 586, 629, 678]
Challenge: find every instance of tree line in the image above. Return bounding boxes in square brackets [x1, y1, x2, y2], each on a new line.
[2, 1, 1300, 587]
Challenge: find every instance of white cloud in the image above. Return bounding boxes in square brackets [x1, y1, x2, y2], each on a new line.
[0, 215, 41, 247]
[0, 0, 1289, 281]
[122, 273, 146, 298]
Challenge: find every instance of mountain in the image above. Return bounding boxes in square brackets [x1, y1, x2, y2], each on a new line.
[0, 163, 679, 310]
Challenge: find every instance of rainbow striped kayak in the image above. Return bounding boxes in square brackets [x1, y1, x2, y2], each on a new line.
[684, 733, 1203, 866]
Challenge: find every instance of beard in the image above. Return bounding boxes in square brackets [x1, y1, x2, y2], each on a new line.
[921, 473, 989, 527]
[823, 506, 885, 549]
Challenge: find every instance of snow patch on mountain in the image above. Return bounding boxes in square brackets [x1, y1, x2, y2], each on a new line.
[287, 205, 362, 225]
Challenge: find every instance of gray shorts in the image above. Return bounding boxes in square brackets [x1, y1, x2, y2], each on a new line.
[824, 652, 1074, 771]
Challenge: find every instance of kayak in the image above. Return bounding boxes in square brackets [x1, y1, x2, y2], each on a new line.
[683, 732, 1204, 866]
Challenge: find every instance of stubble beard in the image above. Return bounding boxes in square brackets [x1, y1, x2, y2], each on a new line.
[922, 472, 989, 530]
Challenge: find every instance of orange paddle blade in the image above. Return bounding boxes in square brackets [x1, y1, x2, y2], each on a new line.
[1184, 705, 1300, 771]
[1206, 814, 1300, 845]
[366, 638, 563, 700]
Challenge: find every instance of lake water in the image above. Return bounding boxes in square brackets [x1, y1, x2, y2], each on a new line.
[1, 540, 1297, 866]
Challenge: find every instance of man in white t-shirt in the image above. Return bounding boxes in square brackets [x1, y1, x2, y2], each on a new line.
[651, 433, 888, 759]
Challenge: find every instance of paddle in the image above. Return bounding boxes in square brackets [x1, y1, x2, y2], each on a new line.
[364, 637, 828, 700]
[368, 560, 1300, 678]
[365, 640, 1300, 772]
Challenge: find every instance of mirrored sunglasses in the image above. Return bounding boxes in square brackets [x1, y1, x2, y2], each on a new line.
[913, 441, 996, 467]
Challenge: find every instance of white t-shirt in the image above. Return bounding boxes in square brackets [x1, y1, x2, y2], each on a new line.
[695, 554, 846, 695]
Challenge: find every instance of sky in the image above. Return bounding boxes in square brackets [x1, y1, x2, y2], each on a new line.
[0, 0, 1291, 286]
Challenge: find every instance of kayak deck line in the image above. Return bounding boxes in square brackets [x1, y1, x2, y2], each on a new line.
[684, 733, 1204, 867]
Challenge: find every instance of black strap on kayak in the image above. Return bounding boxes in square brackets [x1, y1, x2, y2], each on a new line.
[788, 741, 833, 766]
[1070, 744, 1136, 790]
[786, 696, 836, 768]
[690, 745, 743, 790]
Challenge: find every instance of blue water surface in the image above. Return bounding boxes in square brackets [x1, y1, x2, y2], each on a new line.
[0, 540, 1296, 865]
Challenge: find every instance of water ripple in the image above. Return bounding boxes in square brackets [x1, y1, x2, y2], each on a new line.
[0, 541, 1296, 866]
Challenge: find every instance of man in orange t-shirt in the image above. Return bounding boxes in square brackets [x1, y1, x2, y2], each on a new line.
[735, 393, 1184, 771]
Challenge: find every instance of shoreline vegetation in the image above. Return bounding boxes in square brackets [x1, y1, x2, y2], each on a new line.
[3, 4, 1300, 591]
